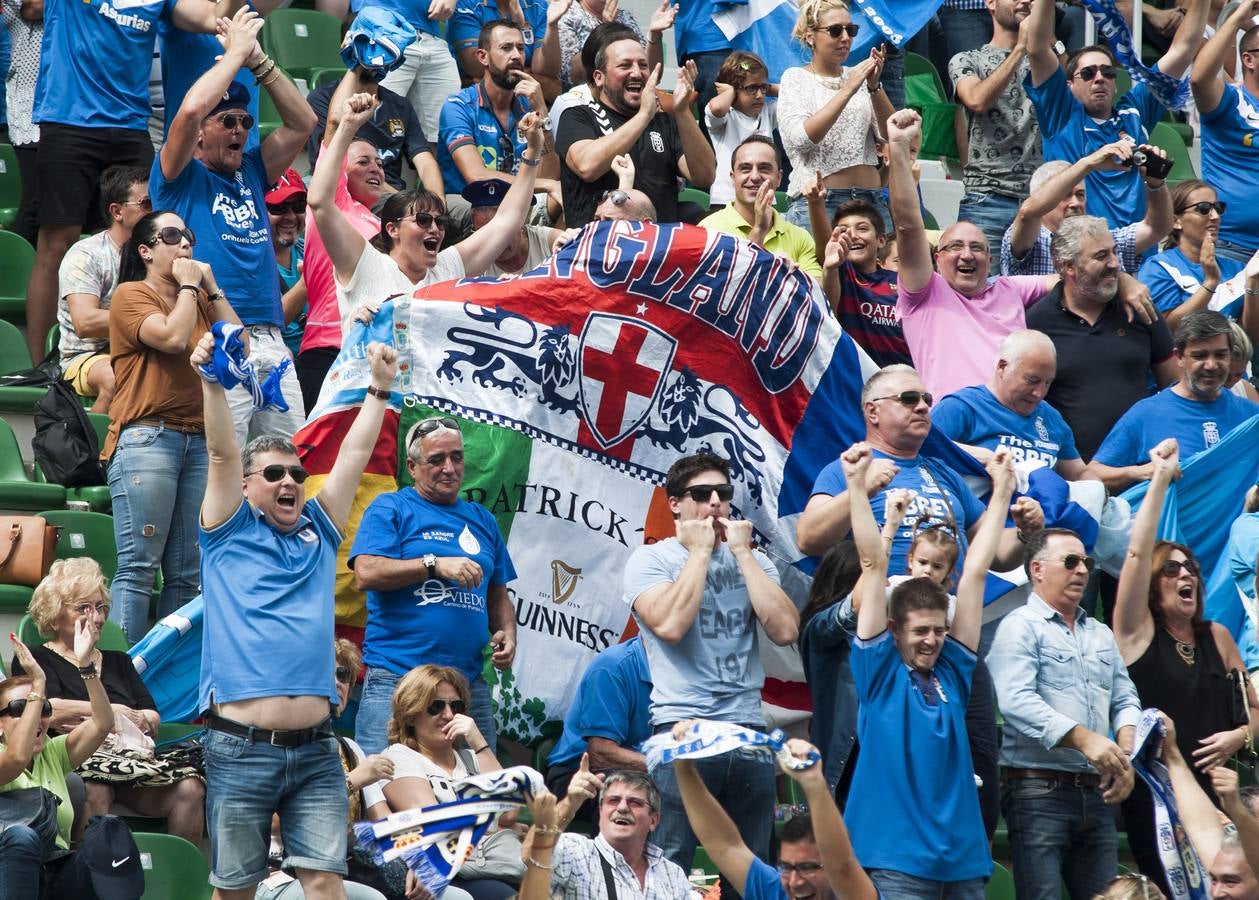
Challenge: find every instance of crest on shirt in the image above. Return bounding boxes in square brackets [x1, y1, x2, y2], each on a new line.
[458, 525, 481, 555]
[414, 579, 452, 606]
[387, 118, 405, 138]
[649, 131, 664, 154]
[297, 527, 317, 543]
[1204, 420, 1221, 448]
[1035, 416, 1049, 442]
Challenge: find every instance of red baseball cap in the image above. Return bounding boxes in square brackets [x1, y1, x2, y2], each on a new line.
[266, 168, 306, 205]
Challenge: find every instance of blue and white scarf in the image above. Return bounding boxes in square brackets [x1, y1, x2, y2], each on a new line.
[643, 721, 820, 771]
[1131, 709, 1210, 900]
[354, 765, 545, 896]
[1078, 0, 1190, 111]
[196, 322, 291, 411]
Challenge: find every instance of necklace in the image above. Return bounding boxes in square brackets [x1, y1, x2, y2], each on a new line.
[806, 63, 846, 90]
[1164, 627, 1196, 665]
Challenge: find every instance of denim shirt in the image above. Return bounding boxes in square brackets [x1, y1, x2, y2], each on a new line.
[800, 597, 859, 791]
[988, 593, 1141, 772]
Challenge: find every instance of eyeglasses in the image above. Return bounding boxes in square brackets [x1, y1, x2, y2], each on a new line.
[601, 794, 652, 810]
[1160, 559, 1198, 578]
[1052, 554, 1096, 573]
[0, 697, 52, 718]
[71, 602, 111, 618]
[600, 189, 630, 207]
[122, 197, 152, 210]
[244, 464, 309, 484]
[814, 23, 859, 38]
[870, 390, 934, 408]
[403, 212, 453, 230]
[148, 226, 196, 248]
[1073, 64, 1117, 82]
[214, 113, 255, 131]
[335, 666, 352, 683]
[739, 83, 769, 95]
[777, 861, 824, 876]
[1178, 200, 1226, 216]
[425, 698, 467, 716]
[267, 198, 307, 216]
[678, 483, 735, 503]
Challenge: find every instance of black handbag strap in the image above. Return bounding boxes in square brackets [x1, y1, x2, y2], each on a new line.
[597, 843, 618, 900]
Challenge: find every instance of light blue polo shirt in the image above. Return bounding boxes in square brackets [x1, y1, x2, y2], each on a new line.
[1200, 83, 1259, 252]
[448, 0, 546, 64]
[198, 497, 343, 712]
[438, 83, 530, 195]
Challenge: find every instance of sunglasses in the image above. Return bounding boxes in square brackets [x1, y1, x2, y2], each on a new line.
[335, 665, 352, 683]
[267, 198, 307, 216]
[149, 226, 196, 248]
[214, 113, 255, 131]
[122, 197, 152, 210]
[870, 390, 934, 408]
[0, 697, 52, 718]
[425, 698, 467, 716]
[1160, 559, 1198, 578]
[601, 794, 652, 810]
[1055, 554, 1096, 573]
[1178, 200, 1226, 216]
[679, 483, 735, 502]
[245, 464, 309, 484]
[404, 212, 453, 230]
[814, 23, 859, 38]
[408, 416, 461, 450]
[600, 189, 630, 206]
[1073, 64, 1117, 82]
[777, 862, 824, 876]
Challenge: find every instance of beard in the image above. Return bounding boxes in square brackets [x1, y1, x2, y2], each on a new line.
[489, 65, 525, 91]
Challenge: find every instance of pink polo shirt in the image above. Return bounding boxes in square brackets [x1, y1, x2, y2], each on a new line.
[897, 271, 1048, 398]
[299, 167, 380, 354]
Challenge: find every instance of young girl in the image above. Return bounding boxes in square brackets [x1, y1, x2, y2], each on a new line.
[705, 51, 778, 207]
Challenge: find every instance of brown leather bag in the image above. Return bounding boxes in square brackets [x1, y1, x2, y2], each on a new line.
[0, 517, 59, 586]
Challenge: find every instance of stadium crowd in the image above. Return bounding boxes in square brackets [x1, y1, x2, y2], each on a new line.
[7, 0, 1259, 896]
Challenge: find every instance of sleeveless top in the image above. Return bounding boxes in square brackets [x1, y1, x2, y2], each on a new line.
[1127, 621, 1240, 796]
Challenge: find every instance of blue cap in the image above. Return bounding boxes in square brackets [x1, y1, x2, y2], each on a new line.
[208, 80, 251, 118]
[340, 8, 417, 78]
[461, 177, 515, 208]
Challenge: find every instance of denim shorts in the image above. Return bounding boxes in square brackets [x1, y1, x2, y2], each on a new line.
[204, 728, 349, 890]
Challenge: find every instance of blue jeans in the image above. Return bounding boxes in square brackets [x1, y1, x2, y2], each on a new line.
[0, 824, 42, 896]
[785, 188, 893, 238]
[956, 193, 1021, 261]
[869, 869, 987, 900]
[1001, 778, 1118, 900]
[355, 666, 497, 756]
[647, 742, 776, 872]
[204, 728, 349, 891]
[107, 423, 206, 644]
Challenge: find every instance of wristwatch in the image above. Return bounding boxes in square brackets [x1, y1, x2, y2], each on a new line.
[423, 553, 438, 580]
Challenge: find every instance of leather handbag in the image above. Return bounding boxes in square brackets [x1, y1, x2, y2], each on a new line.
[0, 516, 58, 586]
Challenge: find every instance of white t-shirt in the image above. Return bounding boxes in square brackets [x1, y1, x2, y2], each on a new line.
[381, 742, 471, 804]
[338, 243, 465, 330]
[703, 101, 777, 207]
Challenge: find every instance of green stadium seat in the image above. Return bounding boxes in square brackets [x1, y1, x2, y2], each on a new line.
[904, 52, 947, 100]
[679, 187, 711, 210]
[775, 191, 789, 213]
[135, 832, 213, 900]
[44, 323, 59, 359]
[986, 862, 1014, 900]
[0, 144, 20, 230]
[1149, 120, 1196, 185]
[0, 318, 31, 375]
[0, 584, 31, 615]
[36, 509, 120, 580]
[258, 89, 282, 141]
[0, 417, 66, 511]
[310, 66, 345, 89]
[0, 230, 34, 324]
[17, 612, 128, 650]
[261, 9, 344, 83]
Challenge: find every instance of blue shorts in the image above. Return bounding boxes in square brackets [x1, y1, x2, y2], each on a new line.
[204, 728, 349, 890]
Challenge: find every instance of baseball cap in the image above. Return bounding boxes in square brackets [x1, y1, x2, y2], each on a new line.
[267, 169, 307, 205]
[80, 815, 145, 900]
[461, 178, 514, 209]
[207, 80, 252, 119]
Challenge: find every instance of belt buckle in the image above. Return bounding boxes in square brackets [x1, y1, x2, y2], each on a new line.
[270, 729, 292, 747]
[1068, 772, 1088, 788]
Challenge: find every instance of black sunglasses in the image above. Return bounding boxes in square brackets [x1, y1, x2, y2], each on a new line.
[0, 697, 52, 718]
[404, 212, 453, 230]
[149, 226, 196, 248]
[1073, 64, 1117, 82]
[1057, 554, 1096, 573]
[870, 390, 934, 408]
[335, 665, 352, 683]
[215, 113, 255, 131]
[1160, 559, 1198, 577]
[814, 23, 859, 38]
[267, 198, 307, 216]
[245, 464, 308, 484]
[425, 698, 467, 716]
[678, 483, 735, 503]
[1178, 200, 1226, 216]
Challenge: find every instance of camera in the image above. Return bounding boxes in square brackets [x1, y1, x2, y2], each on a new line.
[1121, 148, 1174, 181]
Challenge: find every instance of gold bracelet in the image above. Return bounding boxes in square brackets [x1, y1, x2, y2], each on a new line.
[533, 824, 563, 835]
[525, 855, 554, 869]
[26, 692, 43, 703]
[249, 54, 274, 74]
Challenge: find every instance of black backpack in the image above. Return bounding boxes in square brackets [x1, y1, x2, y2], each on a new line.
[32, 381, 106, 487]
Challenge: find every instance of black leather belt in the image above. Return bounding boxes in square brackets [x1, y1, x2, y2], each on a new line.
[207, 713, 333, 747]
[1001, 767, 1101, 788]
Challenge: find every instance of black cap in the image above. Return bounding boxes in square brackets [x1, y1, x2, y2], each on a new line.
[80, 815, 145, 900]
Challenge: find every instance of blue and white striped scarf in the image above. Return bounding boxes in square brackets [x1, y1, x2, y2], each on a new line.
[1078, 0, 1190, 111]
[196, 322, 291, 411]
[643, 721, 819, 771]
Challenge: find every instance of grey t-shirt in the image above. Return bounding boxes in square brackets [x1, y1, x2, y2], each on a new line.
[57, 231, 120, 359]
[948, 45, 1042, 198]
[623, 537, 779, 726]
